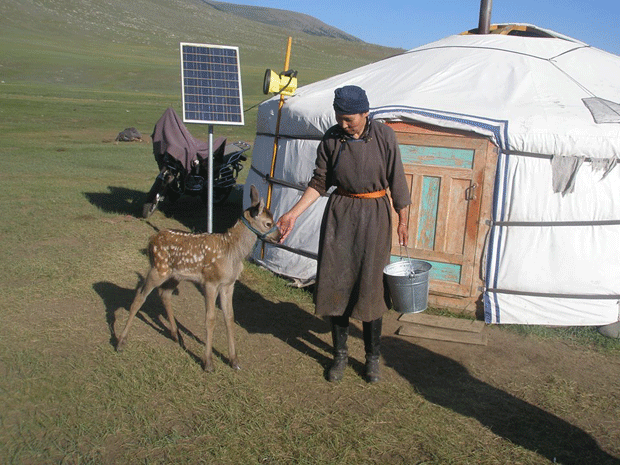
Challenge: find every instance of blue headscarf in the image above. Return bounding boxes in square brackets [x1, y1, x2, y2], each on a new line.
[333, 85, 370, 115]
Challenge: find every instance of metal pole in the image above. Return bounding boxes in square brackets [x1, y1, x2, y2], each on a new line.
[208, 124, 214, 233]
[478, 0, 492, 34]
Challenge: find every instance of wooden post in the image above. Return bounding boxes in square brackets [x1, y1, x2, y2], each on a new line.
[266, 36, 292, 211]
[262, 37, 292, 258]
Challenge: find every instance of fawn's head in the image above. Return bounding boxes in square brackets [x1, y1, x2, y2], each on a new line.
[243, 185, 282, 243]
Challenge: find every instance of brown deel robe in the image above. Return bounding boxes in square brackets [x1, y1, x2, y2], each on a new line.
[308, 119, 411, 322]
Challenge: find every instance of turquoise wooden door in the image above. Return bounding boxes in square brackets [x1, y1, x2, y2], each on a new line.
[389, 128, 489, 298]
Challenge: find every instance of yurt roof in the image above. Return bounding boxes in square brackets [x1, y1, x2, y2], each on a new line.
[257, 24, 620, 160]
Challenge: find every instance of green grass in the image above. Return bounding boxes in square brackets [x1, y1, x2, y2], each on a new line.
[0, 2, 619, 464]
[499, 323, 620, 353]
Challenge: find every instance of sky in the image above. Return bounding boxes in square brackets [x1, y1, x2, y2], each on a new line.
[224, 0, 620, 56]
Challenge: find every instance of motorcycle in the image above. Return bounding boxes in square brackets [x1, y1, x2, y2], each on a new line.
[142, 107, 250, 218]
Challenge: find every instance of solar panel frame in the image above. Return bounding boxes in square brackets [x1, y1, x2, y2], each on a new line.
[180, 43, 245, 126]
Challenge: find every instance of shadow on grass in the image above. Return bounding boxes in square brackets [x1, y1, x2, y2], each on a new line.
[89, 183, 617, 462]
[83, 186, 146, 217]
[230, 282, 377, 379]
[93, 278, 208, 368]
[382, 336, 620, 465]
[231, 282, 334, 373]
[93, 274, 347, 379]
[90, 183, 282, 370]
[84, 184, 244, 233]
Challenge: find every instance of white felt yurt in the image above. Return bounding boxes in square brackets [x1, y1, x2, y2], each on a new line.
[244, 24, 620, 326]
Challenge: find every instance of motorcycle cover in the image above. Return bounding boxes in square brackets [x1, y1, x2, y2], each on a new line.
[151, 107, 226, 172]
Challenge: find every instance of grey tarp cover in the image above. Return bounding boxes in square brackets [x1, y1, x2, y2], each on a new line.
[151, 107, 226, 172]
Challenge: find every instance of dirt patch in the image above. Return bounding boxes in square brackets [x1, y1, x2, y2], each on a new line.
[7, 183, 619, 462]
[6, 261, 619, 463]
[237, 275, 620, 461]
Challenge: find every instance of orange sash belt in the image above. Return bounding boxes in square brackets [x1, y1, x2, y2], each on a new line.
[335, 187, 386, 199]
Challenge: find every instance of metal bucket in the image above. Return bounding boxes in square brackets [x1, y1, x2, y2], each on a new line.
[384, 259, 432, 314]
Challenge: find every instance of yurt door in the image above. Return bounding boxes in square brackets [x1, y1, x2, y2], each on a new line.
[387, 123, 497, 300]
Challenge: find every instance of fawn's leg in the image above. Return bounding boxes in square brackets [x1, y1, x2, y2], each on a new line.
[158, 279, 180, 344]
[219, 283, 239, 370]
[116, 269, 166, 351]
[202, 283, 218, 372]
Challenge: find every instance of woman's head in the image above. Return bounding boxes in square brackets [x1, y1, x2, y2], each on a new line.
[335, 113, 368, 139]
[333, 85, 370, 139]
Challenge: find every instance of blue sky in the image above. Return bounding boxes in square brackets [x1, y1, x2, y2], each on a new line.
[225, 0, 620, 55]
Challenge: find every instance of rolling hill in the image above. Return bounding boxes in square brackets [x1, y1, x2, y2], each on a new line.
[0, 0, 402, 143]
[1, 0, 401, 90]
[201, 0, 363, 42]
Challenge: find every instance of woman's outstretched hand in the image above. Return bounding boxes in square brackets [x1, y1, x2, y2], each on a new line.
[276, 212, 297, 243]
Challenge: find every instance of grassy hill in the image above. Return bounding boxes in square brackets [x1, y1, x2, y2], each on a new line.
[203, 0, 363, 42]
[2, 3, 620, 464]
[1, 0, 401, 143]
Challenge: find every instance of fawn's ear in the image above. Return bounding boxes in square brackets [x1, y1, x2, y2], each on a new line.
[249, 185, 259, 208]
[250, 198, 265, 218]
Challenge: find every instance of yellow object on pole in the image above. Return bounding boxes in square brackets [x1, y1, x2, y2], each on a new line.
[263, 69, 297, 96]
[262, 37, 292, 258]
[266, 36, 292, 211]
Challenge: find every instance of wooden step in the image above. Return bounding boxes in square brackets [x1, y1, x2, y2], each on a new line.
[397, 313, 487, 345]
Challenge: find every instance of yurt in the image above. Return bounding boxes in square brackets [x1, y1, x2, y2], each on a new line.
[244, 24, 620, 326]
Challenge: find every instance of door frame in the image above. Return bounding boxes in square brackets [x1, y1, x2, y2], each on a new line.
[387, 122, 498, 305]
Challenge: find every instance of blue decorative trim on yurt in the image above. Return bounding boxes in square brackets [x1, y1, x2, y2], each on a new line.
[371, 105, 509, 149]
[487, 150, 511, 323]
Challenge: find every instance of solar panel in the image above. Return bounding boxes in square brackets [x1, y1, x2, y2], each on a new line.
[180, 43, 244, 125]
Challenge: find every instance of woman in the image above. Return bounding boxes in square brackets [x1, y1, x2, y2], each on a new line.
[277, 85, 410, 383]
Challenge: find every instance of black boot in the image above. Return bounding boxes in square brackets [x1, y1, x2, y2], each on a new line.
[363, 318, 382, 383]
[328, 316, 349, 382]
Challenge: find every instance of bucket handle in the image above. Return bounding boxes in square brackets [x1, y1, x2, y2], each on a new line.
[399, 244, 411, 261]
[398, 245, 416, 278]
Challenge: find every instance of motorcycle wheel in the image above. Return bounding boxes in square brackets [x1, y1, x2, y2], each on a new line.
[142, 176, 165, 218]
[142, 199, 159, 218]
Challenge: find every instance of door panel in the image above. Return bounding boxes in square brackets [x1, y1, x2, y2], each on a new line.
[389, 126, 489, 297]
[400, 144, 475, 169]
